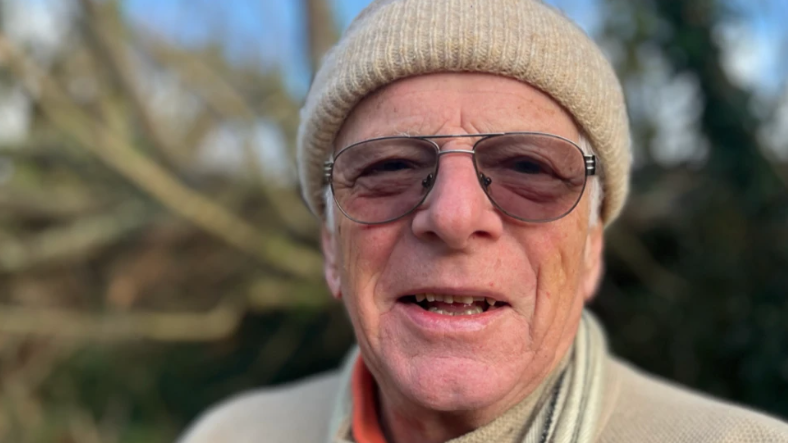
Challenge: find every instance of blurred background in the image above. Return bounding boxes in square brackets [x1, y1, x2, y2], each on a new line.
[0, 0, 786, 441]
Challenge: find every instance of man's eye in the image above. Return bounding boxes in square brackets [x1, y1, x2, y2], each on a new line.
[510, 159, 547, 175]
[362, 160, 412, 176]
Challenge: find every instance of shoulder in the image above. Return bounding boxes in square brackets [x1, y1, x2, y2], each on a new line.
[599, 357, 788, 443]
[178, 370, 342, 443]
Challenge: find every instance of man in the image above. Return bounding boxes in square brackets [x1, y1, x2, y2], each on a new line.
[180, 0, 788, 442]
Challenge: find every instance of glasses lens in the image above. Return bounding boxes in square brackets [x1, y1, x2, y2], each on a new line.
[331, 137, 438, 223]
[474, 133, 587, 222]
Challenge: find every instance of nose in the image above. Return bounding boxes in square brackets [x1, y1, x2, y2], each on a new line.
[411, 150, 503, 250]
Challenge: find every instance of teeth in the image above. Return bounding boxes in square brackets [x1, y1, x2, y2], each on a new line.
[426, 306, 484, 316]
[456, 296, 473, 305]
[428, 307, 451, 315]
[415, 293, 499, 307]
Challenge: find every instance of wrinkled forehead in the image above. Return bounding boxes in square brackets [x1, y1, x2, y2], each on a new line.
[334, 73, 580, 151]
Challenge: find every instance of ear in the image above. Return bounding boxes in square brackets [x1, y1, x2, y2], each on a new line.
[321, 226, 342, 300]
[581, 223, 604, 302]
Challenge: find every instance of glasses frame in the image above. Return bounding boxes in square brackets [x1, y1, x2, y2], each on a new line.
[323, 132, 597, 225]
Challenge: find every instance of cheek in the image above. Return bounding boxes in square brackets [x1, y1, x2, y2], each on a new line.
[339, 225, 399, 286]
[528, 218, 589, 300]
[337, 222, 406, 328]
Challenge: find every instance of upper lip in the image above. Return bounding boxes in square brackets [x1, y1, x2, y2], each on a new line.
[396, 287, 509, 304]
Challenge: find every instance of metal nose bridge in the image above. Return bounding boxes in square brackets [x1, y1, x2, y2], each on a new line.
[423, 148, 491, 191]
[437, 149, 475, 156]
[430, 149, 484, 184]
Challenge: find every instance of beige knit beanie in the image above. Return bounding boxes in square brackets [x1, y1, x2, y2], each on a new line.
[297, 0, 631, 226]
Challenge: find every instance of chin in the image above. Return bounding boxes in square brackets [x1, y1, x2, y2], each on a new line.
[389, 354, 522, 413]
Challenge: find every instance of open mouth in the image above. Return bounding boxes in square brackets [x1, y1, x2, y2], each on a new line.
[399, 293, 508, 316]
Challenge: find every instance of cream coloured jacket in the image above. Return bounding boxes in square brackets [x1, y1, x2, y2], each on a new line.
[179, 354, 788, 443]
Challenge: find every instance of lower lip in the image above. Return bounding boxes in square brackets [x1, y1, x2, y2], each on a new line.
[393, 301, 509, 333]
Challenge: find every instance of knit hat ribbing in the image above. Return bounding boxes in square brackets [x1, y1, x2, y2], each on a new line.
[297, 0, 631, 226]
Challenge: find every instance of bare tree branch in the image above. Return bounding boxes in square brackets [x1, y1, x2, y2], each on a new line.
[304, 0, 338, 73]
[0, 277, 333, 341]
[144, 41, 318, 237]
[76, 0, 185, 169]
[0, 202, 153, 272]
[0, 33, 323, 279]
[0, 301, 242, 342]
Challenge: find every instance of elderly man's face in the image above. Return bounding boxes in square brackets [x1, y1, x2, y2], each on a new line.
[323, 73, 604, 420]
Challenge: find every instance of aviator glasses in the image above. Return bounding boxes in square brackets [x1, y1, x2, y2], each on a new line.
[324, 132, 597, 225]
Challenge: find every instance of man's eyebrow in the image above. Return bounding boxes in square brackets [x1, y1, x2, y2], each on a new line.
[363, 130, 417, 138]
